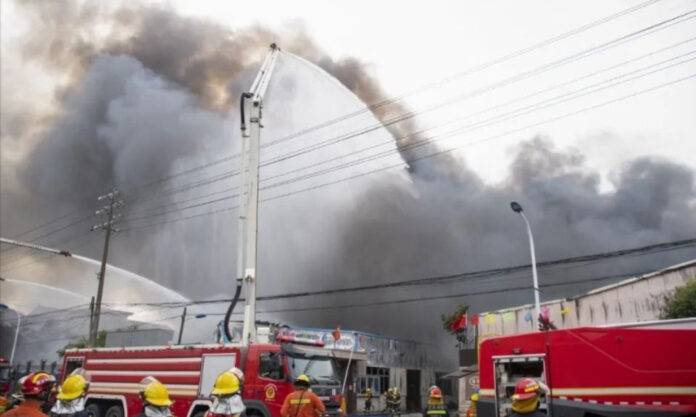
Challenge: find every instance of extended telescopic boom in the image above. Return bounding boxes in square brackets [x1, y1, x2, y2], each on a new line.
[226, 43, 280, 346]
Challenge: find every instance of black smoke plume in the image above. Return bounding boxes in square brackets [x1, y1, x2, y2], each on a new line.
[2, 1, 695, 364]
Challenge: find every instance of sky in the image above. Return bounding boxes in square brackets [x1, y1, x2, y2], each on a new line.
[169, 0, 696, 186]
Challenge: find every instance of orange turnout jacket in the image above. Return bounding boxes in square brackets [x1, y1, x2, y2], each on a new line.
[280, 390, 325, 417]
[3, 400, 49, 417]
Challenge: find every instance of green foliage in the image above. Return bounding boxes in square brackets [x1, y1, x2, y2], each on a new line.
[57, 331, 107, 357]
[440, 303, 469, 334]
[661, 277, 696, 319]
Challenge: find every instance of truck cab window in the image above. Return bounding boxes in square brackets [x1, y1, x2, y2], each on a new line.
[259, 352, 284, 380]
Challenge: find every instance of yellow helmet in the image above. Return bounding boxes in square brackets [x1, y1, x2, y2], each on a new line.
[211, 370, 241, 396]
[57, 374, 88, 400]
[387, 387, 394, 395]
[141, 378, 172, 407]
[294, 374, 311, 386]
[365, 388, 372, 394]
[470, 393, 479, 402]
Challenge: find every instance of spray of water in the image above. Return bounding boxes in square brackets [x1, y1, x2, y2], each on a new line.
[0, 279, 89, 313]
[71, 254, 189, 305]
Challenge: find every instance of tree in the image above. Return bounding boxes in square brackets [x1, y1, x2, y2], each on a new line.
[441, 303, 469, 333]
[57, 331, 107, 357]
[661, 278, 696, 319]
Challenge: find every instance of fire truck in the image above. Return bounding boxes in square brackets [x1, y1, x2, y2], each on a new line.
[476, 321, 696, 417]
[60, 335, 345, 417]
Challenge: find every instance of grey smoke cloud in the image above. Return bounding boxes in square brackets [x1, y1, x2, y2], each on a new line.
[2, 0, 696, 364]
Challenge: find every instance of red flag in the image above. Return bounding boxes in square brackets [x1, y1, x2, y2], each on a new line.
[332, 326, 341, 341]
[450, 313, 467, 331]
[470, 314, 479, 326]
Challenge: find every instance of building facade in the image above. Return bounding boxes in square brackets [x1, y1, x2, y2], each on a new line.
[283, 327, 454, 413]
[476, 259, 696, 337]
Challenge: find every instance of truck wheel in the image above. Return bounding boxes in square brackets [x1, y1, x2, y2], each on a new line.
[86, 403, 104, 417]
[192, 411, 206, 417]
[105, 405, 124, 417]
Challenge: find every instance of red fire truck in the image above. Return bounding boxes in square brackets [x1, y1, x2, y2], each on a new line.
[476, 322, 696, 416]
[60, 340, 345, 417]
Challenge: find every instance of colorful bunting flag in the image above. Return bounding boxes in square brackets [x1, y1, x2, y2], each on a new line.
[524, 312, 533, 322]
[485, 314, 497, 324]
[560, 306, 571, 315]
[502, 312, 515, 322]
[470, 314, 479, 326]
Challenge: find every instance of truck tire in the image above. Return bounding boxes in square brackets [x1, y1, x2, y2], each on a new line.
[105, 405, 124, 417]
[86, 403, 104, 417]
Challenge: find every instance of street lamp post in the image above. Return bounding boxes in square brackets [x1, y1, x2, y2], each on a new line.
[177, 311, 207, 344]
[0, 303, 20, 366]
[510, 202, 541, 326]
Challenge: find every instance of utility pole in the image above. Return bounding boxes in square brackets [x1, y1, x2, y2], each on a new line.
[89, 189, 122, 346]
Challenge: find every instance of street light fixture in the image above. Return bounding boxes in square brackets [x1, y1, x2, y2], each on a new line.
[0, 303, 20, 366]
[510, 202, 541, 326]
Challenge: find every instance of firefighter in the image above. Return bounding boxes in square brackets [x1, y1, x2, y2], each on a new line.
[465, 393, 478, 417]
[508, 378, 544, 417]
[363, 387, 372, 412]
[135, 377, 174, 417]
[280, 375, 325, 417]
[423, 386, 447, 417]
[3, 372, 56, 417]
[1, 396, 8, 415]
[206, 369, 244, 417]
[385, 387, 400, 415]
[50, 370, 90, 417]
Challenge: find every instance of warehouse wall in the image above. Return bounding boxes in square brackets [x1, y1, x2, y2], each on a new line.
[476, 260, 696, 338]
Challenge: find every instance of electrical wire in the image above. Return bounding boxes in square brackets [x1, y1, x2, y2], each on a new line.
[123, 42, 696, 221]
[120, 9, 696, 218]
[119, 0, 667, 200]
[94, 237, 696, 309]
[2, 1, 694, 264]
[121, 71, 696, 231]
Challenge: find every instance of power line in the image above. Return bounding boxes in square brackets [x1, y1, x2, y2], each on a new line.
[117, 0, 666, 199]
[250, 271, 651, 315]
[260, 52, 696, 192]
[2, 4, 690, 264]
[121, 71, 696, 231]
[263, 10, 696, 167]
[101, 237, 696, 308]
[121, 40, 696, 224]
[122, 9, 696, 217]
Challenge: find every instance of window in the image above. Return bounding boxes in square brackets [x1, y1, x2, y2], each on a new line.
[286, 355, 339, 383]
[356, 367, 389, 394]
[259, 352, 285, 381]
[200, 354, 237, 397]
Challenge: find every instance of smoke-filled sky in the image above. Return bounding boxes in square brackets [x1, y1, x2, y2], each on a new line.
[1, 0, 696, 362]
